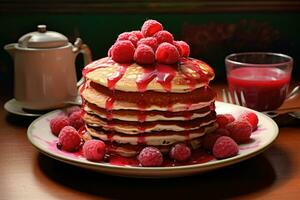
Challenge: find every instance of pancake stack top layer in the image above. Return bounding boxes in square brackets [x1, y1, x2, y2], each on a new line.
[80, 20, 217, 157]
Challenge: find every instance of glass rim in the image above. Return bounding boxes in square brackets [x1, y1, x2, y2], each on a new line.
[225, 52, 293, 67]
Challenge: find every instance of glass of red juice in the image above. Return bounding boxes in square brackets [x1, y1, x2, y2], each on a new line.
[225, 52, 293, 111]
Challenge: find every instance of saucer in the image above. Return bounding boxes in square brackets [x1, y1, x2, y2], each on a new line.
[289, 112, 300, 119]
[4, 99, 44, 117]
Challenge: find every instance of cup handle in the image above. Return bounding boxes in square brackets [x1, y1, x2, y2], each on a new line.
[72, 38, 93, 87]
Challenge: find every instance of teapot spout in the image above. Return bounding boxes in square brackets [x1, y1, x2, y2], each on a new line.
[4, 43, 17, 57]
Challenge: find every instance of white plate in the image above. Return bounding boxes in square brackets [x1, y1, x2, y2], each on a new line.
[27, 101, 279, 178]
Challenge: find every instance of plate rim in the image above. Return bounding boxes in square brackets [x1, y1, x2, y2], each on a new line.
[27, 101, 279, 173]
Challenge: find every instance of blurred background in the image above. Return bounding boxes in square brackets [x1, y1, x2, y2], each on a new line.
[0, 0, 300, 96]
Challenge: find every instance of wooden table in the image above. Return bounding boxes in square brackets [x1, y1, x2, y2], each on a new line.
[1, 84, 300, 200]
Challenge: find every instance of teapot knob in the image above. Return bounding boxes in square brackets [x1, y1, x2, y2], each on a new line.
[37, 25, 47, 33]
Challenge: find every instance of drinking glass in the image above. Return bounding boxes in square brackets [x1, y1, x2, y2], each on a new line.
[225, 52, 293, 111]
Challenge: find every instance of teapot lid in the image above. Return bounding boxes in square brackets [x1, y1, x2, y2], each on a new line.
[18, 25, 68, 48]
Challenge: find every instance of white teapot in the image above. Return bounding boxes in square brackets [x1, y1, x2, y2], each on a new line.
[4, 25, 92, 110]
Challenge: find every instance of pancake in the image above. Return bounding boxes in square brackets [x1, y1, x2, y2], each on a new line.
[80, 52, 216, 158]
[81, 83, 215, 112]
[89, 81, 216, 108]
[83, 57, 215, 93]
[82, 111, 216, 134]
[84, 101, 213, 122]
[86, 123, 217, 146]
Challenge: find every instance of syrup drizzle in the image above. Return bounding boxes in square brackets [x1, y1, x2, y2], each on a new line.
[107, 133, 114, 142]
[105, 97, 115, 111]
[137, 136, 146, 144]
[183, 130, 190, 140]
[107, 65, 129, 90]
[137, 111, 147, 123]
[105, 97, 115, 121]
[136, 67, 157, 92]
[155, 64, 176, 92]
[137, 100, 147, 124]
[183, 112, 193, 120]
[107, 112, 113, 121]
[136, 64, 176, 92]
[78, 126, 87, 136]
[138, 126, 146, 133]
[167, 104, 173, 112]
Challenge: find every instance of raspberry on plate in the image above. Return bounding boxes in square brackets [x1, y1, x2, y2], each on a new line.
[83, 139, 106, 162]
[117, 32, 139, 47]
[141, 19, 163, 37]
[216, 114, 235, 128]
[226, 120, 252, 143]
[155, 42, 180, 64]
[154, 30, 174, 44]
[202, 132, 221, 151]
[50, 116, 70, 136]
[173, 41, 190, 57]
[169, 143, 191, 162]
[213, 136, 239, 159]
[66, 106, 81, 116]
[69, 110, 84, 130]
[134, 44, 155, 65]
[240, 112, 259, 131]
[58, 126, 82, 152]
[138, 147, 163, 167]
[111, 40, 135, 63]
[131, 30, 144, 40]
[137, 37, 158, 51]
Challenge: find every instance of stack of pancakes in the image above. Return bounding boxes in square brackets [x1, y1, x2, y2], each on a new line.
[80, 57, 217, 157]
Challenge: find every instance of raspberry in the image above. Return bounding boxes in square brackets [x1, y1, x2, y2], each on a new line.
[155, 42, 180, 64]
[131, 30, 144, 40]
[226, 120, 252, 143]
[66, 106, 81, 116]
[215, 128, 231, 137]
[154, 30, 174, 44]
[69, 111, 84, 130]
[117, 32, 131, 40]
[173, 41, 190, 57]
[117, 32, 139, 46]
[111, 40, 135, 63]
[216, 114, 235, 128]
[169, 143, 191, 162]
[108, 45, 113, 57]
[141, 19, 163, 37]
[138, 147, 163, 167]
[58, 126, 82, 152]
[213, 136, 239, 159]
[134, 44, 155, 65]
[202, 133, 221, 151]
[83, 139, 106, 162]
[50, 116, 70, 136]
[137, 37, 158, 51]
[240, 112, 259, 131]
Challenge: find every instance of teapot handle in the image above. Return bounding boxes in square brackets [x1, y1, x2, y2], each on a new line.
[72, 38, 92, 87]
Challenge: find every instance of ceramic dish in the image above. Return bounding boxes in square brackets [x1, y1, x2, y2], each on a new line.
[27, 101, 278, 178]
[4, 99, 43, 117]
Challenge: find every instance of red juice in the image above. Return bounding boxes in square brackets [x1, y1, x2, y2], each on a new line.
[227, 67, 290, 111]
